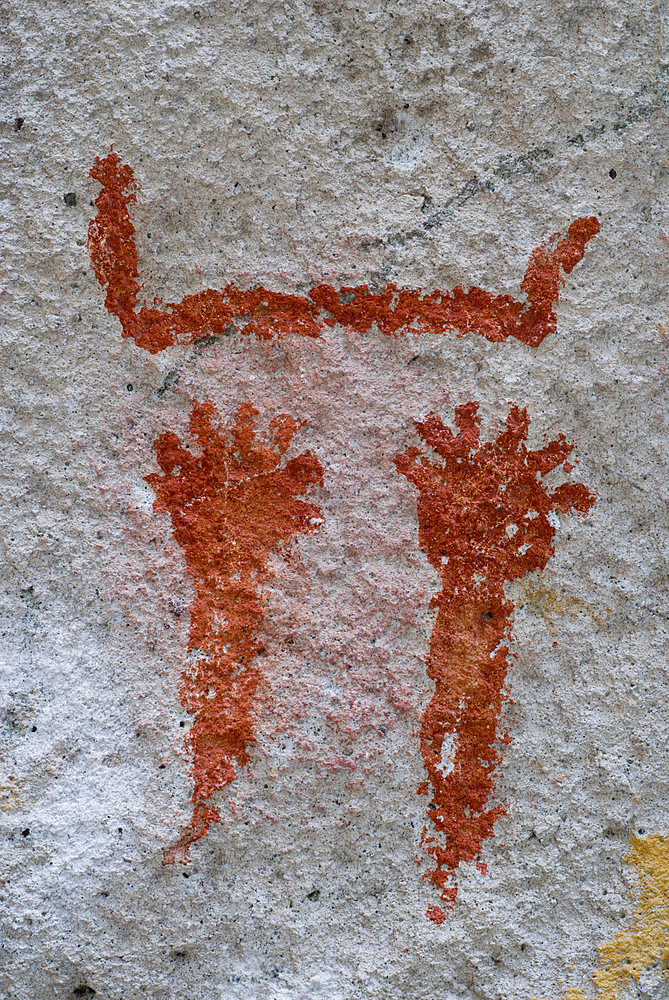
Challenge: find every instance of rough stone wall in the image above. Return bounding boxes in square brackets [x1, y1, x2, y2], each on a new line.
[1, 2, 667, 999]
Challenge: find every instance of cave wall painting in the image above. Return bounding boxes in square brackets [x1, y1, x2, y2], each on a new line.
[88, 150, 599, 918]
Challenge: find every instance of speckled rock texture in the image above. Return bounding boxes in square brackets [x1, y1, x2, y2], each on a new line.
[1, 2, 668, 999]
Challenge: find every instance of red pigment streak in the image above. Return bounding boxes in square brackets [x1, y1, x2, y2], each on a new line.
[145, 400, 323, 864]
[394, 402, 595, 907]
[88, 151, 599, 353]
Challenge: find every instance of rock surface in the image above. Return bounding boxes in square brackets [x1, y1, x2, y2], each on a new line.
[1, 2, 667, 998]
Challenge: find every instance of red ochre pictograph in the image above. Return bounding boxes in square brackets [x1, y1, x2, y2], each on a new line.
[88, 150, 599, 906]
[395, 403, 596, 920]
[146, 401, 323, 864]
[88, 151, 599, 353]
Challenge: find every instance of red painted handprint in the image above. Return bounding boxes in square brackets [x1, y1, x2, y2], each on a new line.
[395, 403, 596, 919]
[146, 401, 323, 864]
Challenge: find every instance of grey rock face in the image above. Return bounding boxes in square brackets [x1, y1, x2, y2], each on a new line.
[1, 2, 667, 998]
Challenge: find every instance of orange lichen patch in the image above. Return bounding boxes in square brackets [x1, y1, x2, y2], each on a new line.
[395, 402, 595, 907]
[537, 835, 669, 1000]
[88, 150, 599, 354]
[146, 400, 323, 864]
[518, 577, 609, 635]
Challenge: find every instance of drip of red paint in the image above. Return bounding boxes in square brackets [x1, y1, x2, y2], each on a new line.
[395, 402, 595, 906]
[146, 401, 323, 864]
[88, 151, 599, 354]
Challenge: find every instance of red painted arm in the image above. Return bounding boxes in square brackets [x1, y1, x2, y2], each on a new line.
[89, 150, 599, 353]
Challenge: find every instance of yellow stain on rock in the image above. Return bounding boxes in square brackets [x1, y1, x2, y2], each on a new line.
[538, 835, 669, 1000]
[0, 773, 28, 813]
[518, 577, 608, 635]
